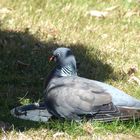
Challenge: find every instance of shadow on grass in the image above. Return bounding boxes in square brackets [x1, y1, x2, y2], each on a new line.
[0, 28, 119, 132]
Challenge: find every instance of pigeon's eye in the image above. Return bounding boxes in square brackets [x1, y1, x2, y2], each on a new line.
[56, 53, 60, 57]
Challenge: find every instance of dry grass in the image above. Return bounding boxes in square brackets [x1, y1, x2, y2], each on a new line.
[1, 129, 140, 140]
[0, 0, 140, 139]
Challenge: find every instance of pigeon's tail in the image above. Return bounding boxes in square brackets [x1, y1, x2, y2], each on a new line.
[92, 107, 140, 122]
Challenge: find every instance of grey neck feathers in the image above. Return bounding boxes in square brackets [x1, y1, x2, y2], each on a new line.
[55, 64, 77, 77]
[44, 62, 77, 89]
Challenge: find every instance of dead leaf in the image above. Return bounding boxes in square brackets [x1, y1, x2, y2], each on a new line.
[105, 6, 119, 11]
[127, 65, 138, 76]
[0, 7, 12, 14]
[128, 76, 140, 85]
[101, 34, 108, 39]
[21, 44, 28, 49]
[0, 121, 11, 131]
[127, 0, 132, 3]
[125, 10, 138, 18]
[87, 10, 108, 18]
[87, 6, 119, 18]
[82, 122, 94, 135]
[40, 77, 44, 81]
[53, 132, 66, 139]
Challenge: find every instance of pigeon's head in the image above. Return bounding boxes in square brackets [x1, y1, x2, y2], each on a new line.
[50, 48, 75, 65]
[49, 47, 77, 76]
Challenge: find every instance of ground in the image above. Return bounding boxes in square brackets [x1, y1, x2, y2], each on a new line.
[0, 0, 140, 139]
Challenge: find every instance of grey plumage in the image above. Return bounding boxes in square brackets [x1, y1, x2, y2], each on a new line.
[43, 48, 140, 121]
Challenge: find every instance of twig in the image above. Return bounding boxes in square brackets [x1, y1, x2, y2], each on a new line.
[19, 91, 29, 101]
[17, 60, 30, 67]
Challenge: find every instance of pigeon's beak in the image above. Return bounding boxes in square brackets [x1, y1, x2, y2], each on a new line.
[49, 55, 56, 62]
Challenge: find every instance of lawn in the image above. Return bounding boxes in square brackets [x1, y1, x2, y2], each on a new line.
[0, 0, 140, 139]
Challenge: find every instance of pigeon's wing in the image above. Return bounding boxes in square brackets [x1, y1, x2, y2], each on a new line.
[76, 77, 140, 109]
[45, 76, 119, 120]
[90, 80, 140, 109]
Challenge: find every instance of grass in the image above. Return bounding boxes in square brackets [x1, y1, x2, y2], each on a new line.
[0, 0, 140, 139]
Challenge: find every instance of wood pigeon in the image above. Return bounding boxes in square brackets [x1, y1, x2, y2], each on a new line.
[11, 47, 140, 122]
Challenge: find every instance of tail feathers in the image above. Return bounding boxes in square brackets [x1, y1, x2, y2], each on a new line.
[92, 107, 140, 122]
[118, 98, 140, 110]
[117, 105, 140, 111]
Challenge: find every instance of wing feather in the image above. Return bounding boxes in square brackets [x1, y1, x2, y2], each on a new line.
[46, 76, 114, 119]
